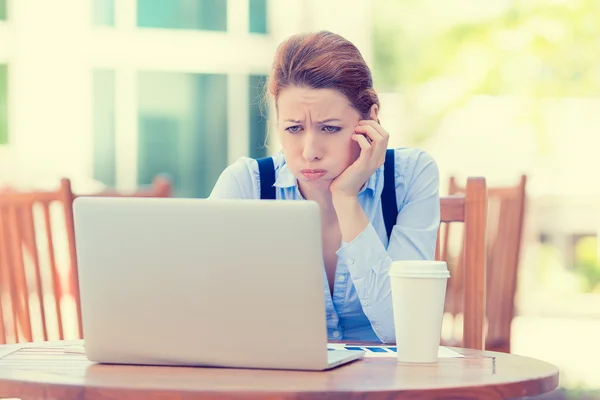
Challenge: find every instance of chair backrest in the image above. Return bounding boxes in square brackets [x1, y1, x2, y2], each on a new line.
[0, 179, 80, 344]
[435, 177, 487, 350]
[0, 175, 174, 344]
[446, 175, 526, 353]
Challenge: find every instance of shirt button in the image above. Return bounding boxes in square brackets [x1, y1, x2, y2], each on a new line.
[361, 300, 369, 306]
[332, 331, 341, 338]
[347, 259, 355, 265]
[338, 275, 346, 282]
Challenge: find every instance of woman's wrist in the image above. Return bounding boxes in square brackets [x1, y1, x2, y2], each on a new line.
[332, 194, 368, 243]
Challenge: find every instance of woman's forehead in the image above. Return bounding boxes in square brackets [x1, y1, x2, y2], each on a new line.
[278, 86, 357, 120]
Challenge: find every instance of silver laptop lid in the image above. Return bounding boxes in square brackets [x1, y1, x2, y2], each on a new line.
[73, 197, 329, 369]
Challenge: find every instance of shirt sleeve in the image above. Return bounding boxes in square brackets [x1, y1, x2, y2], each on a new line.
[336, 149, 440, 343]
[208, 157, 259, 200]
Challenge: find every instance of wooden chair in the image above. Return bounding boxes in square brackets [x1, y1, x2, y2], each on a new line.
[0, 175, 173, 344]
[442, 175, 526, 353]
[0, 179, 80, 344]
[435, 177, 487, 350]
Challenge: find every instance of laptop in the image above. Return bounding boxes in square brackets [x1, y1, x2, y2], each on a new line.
[72, 196, 364, 371]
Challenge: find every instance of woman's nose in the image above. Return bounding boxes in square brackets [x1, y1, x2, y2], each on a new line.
[301, 131, 323, 161]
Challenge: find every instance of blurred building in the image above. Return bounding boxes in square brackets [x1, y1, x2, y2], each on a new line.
[0, 0, 373, 197]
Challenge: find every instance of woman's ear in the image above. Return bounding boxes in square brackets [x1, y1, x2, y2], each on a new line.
[369, 104, 379, 122]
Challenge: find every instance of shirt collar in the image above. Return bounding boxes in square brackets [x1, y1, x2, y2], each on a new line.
[273, 162, 297, 188]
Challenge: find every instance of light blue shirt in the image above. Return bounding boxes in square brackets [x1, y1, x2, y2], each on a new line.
[208, 147, 440, 343]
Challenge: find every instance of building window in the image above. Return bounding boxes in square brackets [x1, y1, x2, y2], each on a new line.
[92, 0, 115, 27]
[138, 71, 228, 198]
[92, 69, 116, 186]
[137, 0, 227, 32]
[249, 75, 268, 158]
[249, 0, 267, 34]
[0, 0, 6, 21]
[0, 65, 7, 145]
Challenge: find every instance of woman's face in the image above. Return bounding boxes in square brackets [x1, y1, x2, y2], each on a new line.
[277, 86, 362, 187]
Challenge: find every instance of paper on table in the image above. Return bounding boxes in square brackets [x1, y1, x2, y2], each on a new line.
[327, 344, 465, 358]
[63, 345, 85, 354]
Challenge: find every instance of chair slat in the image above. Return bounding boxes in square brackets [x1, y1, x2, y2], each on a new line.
[462, 177, 487, 350]
[22, 206, 48, 341]
[7, 205, 33, 342]
[436, 177, 487, 350]
[42, 201, 64, 340]
[0, 209, 8, 344]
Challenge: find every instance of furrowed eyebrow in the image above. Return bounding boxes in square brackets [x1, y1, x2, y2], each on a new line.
[283, 118, 342, 124]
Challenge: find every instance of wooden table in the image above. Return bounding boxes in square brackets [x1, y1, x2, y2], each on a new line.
[0, 340, 558, 400]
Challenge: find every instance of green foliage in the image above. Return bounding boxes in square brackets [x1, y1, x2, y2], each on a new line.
[373, 0, 600, 144]
[573, 236, 600, 293]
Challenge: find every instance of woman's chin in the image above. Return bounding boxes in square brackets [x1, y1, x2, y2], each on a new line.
[297, 176, 333, 188]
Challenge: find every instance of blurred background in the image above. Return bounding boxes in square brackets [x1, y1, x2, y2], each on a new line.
[0, 0, 599, 398]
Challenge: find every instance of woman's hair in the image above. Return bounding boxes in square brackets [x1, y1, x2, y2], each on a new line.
[265, 30, 380, 120]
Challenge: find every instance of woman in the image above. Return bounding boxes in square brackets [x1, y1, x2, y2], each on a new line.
[209, 31, 440, 343]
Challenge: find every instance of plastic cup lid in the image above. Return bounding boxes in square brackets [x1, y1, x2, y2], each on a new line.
[388, 260, 450, 278]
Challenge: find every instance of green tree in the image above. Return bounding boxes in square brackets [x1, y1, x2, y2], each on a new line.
[373, 0, 600, 145]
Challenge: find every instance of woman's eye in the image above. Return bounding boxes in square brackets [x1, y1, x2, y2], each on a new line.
[285, 126, 302, 133]
[323, 126, 341, 133]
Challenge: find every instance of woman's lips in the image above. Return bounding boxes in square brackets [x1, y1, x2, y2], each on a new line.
[301, 169, 328, 180]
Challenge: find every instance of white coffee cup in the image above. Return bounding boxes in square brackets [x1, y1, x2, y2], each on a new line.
[388, 260, 450, 363]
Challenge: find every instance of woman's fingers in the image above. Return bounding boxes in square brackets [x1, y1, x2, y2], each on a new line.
[358, 120, 389, 139]
[354, 124, 382, 143]
[352, 133, 372, 153]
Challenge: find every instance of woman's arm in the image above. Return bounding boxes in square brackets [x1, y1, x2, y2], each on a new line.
[334, 150, 440, 343]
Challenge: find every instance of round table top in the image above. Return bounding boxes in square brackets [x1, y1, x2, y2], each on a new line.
[0, 340, 558, 400]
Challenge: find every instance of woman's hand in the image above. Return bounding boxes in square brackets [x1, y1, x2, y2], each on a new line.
[330, 120, 390, 199]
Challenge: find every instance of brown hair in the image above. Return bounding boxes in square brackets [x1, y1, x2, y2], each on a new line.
[266, 31, 380, 120]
